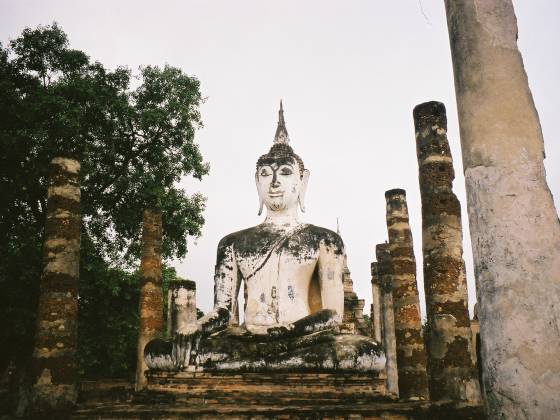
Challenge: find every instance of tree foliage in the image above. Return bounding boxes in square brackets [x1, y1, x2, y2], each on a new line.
[77, 247, 194, 378]
[0, 23, 208, 377]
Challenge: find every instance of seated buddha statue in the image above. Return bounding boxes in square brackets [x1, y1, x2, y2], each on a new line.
[145, 102, 385, 372]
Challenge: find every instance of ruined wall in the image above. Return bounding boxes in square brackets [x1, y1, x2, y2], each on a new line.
[136, 209, 164, 391]
[445, 0, 560, 417]
[385, 190, 429, 400]
[29, 157, 80, 414]
[413, 101, 480, 402]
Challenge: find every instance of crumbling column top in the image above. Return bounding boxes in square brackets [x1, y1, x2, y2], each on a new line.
[169, 279, 196, 290]
[384, 188, 406, 199]
[413, 101, 447, 127]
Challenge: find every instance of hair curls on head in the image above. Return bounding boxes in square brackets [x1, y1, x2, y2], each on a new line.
[256, 143, 305, 179]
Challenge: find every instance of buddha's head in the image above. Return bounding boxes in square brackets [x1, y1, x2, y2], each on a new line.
[255, 102, 310, 216]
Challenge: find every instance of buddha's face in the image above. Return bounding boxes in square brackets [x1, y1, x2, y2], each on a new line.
[256, 158, 303, 212]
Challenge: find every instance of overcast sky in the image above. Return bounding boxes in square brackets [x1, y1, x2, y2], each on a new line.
[3, 1, 559, 318]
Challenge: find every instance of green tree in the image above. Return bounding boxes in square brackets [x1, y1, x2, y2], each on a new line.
[0, 23, 208, 377]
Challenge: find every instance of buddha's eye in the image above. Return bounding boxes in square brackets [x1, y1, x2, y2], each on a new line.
[260, 169, 271, 177]
[280, 167, 293, 176]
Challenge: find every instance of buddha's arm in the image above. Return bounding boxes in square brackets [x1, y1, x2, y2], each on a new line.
[173, 240, 238, 368]
[174, 238, 238, 338]
[213, 240, 239, 312]
[193, 239, 239, 333]
[317, 240, 345, 321]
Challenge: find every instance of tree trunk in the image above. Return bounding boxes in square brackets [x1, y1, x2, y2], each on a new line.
[135, 208, 164, 391]
[27, 157, 81, 416]
[444, 1, 560, 417]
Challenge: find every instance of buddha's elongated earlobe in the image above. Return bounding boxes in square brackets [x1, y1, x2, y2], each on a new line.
[255, 172, 264, 215]
[298, 169, 310, 213]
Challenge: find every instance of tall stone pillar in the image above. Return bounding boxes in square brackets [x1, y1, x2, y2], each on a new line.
[385, 189, 429, 400]
[29, 157, 80, 414]
[370, 262, 382, 342]
[376, 244, 398, 397]
[413, 101, 481, 402]
[445, 1, 560, 417]
[136, 208, 164, 391]
[167, 279, 197, 337]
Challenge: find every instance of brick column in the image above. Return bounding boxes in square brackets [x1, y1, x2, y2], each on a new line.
[376, 244, 398, 397]
[370, 262, 382, 342]
[385, 189, 429, 400]
[414, 101, 481, 402]
[136, 208, 164, 391]
[29, 157, 81, 414]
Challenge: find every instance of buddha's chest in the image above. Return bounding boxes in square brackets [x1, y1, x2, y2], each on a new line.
[237, 249, 319, 326]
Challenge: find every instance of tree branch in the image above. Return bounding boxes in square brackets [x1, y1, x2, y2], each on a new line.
[93, 125, 164, 197]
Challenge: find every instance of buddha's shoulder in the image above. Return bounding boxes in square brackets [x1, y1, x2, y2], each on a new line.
[299, 224, 345, 251]
[217, 225, 281, 254]
[216, 224, 344, 251]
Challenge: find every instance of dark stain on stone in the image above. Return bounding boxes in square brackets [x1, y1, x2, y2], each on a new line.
[217, 223, 344, 266]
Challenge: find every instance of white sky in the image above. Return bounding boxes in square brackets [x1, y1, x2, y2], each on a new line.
[3, 1, 559, 318]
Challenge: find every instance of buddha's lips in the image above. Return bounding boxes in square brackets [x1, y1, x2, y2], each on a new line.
[268, 192, 283, 197]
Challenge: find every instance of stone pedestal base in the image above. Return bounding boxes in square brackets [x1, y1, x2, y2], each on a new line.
[72, 375, 485, 419]
[147, 371, 388, 404]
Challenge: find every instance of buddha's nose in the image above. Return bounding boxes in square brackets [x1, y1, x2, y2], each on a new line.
[271, 172, 280, 187]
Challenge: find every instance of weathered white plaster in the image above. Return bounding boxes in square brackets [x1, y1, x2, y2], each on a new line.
[168, 283, 197, 336]
[420, 155, 453, 165]
[48, 185, 80, 203]
[51, 157, 80, 174]
[445, 0, 560, 416]
[43, 239, 80, 276]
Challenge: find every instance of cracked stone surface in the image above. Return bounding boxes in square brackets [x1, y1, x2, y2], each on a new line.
[445, 0, 560, 417]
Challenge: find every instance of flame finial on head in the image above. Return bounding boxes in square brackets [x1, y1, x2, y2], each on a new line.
[274, 100, 290, 144]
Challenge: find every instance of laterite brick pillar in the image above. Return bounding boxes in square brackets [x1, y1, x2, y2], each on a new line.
[136, 208, 164, 390]
[376, 244, 398, 398]
[29, 157, 81, 414]
[370, 262, 382, 342]
[414, 101, 480, 402]
[385, 189, 429, 400]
